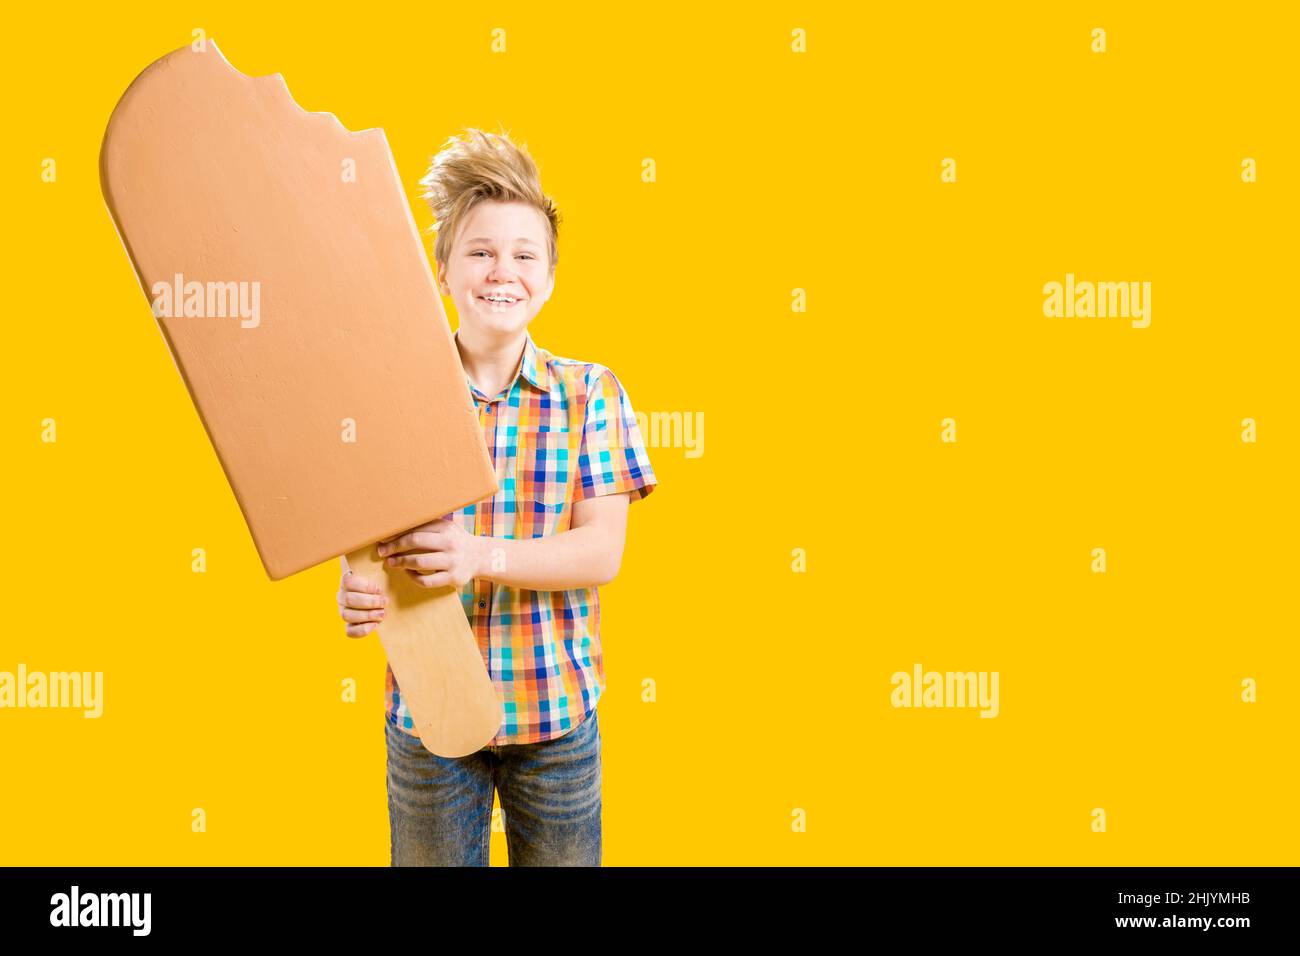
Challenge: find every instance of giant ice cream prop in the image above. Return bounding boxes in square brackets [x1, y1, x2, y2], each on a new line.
[100, 39, 502, 757]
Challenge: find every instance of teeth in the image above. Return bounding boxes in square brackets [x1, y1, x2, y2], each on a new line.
[483, 295, 516, 303]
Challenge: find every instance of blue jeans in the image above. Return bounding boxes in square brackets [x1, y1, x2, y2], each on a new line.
[385, 708, 602, 866]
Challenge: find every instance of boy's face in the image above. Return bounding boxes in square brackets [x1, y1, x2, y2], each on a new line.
[435, 199, 554, 338]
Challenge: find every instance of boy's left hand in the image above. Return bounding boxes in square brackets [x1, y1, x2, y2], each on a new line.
[377, 519, 484, 589]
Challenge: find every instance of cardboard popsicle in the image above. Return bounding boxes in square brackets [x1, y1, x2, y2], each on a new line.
[99, 39, 502, 756]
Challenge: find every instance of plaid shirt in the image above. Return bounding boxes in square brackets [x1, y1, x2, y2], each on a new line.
[385, 329, 658, 745]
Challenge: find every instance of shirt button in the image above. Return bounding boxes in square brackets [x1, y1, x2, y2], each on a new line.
[478, 600, 486, 608]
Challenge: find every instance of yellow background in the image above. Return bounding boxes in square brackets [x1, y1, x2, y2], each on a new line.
[3, 3, 1296, 865]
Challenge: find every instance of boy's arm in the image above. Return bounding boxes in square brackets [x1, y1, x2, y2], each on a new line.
[378, 493, 634, 592]
[473, 491, 631, 591]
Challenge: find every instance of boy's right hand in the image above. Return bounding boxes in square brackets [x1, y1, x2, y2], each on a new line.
[338, 570, 388, 638]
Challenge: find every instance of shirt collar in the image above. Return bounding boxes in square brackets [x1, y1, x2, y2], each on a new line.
[454, 328, 549, 396]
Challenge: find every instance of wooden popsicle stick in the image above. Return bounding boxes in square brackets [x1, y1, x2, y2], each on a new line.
[347, 543, 500, 757]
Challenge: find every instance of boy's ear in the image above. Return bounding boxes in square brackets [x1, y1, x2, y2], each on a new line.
[435, 260, 449, 297]
[544, 271, 555, 303]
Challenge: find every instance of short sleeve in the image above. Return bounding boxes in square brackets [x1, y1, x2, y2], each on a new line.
[576, 367, 657, 502]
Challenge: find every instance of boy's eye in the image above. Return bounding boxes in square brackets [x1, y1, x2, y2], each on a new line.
[471, 251, 534, 259]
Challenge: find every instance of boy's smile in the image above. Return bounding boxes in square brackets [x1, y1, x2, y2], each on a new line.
[437, 199, 554, 337]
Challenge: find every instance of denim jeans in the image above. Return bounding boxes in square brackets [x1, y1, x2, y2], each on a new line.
[385, 707, 602, 866]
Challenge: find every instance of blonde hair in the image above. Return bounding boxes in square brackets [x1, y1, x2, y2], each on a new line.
[419, 127, 560, 274]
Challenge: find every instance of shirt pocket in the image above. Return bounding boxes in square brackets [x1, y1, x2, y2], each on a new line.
[517, 428, 573, 514]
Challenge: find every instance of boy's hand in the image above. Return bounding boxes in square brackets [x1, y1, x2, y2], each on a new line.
[378, 518, 484, 590]
[338, 570, 387, 638]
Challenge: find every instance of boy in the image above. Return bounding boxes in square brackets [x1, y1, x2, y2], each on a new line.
[336, 128, 657, 866]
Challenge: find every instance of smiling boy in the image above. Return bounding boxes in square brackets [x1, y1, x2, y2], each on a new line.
[337, 127, 657, 866]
